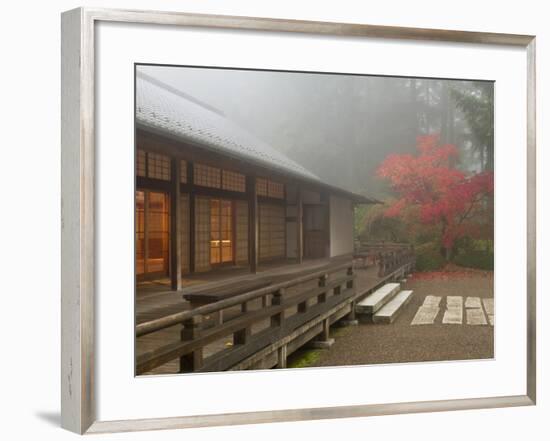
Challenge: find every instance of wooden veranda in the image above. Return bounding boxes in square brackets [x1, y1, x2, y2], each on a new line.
[136, 250, 415, 375]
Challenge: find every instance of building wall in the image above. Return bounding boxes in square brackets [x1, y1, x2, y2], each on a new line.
[329, 195, 354, 257]
[259, 203, 286, 261]
[301, 188, 320, 204]
[286, 205, 298, 258]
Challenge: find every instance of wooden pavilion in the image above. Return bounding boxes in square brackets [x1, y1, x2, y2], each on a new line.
[135, 70, 377, 291]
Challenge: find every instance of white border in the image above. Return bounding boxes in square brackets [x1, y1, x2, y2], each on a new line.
[95, 21, 527, 421]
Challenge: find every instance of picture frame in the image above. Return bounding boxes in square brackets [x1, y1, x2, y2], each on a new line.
[61, 7, 536, 435]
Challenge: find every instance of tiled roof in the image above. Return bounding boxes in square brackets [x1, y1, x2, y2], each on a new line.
[136, 72, 320, 182]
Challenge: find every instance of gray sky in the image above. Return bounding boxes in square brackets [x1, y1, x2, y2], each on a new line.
[138, 64, 491, 198]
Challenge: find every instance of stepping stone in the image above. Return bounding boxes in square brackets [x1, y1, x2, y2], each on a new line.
[411, 305, 439, 325]
[466, 308, 488, 325]
[422, 295, 442, 308]
[356, 283, 401, 314]
[442, 306, 463, 324]
[482, 298, 494, 315]
[442, 296, 463, 324]
[373, 290, 414, 324]
[482, 299, 494, 326]
[446, 296, 463, 308]
[465, 297, 482, 308]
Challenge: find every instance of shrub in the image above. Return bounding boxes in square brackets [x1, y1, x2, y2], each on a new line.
[453, 249, 493, 270]
[414, 242, 446, 272]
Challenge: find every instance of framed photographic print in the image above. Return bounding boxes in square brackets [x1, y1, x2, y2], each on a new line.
[61, 7, 536, 434]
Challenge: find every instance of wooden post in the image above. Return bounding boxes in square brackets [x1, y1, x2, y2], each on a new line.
[188, 161, 196, 273]
[170, 159, 182, 291]
[346, 266, 354, 290]
[318, 274, 328, 303]
[271, 288, 285, 327]
[378, 253, 384, 277]
[307, 317, 334, 349]
[341, 300, 358, 326]
[179, 315, 203, 372]
[247, 175, 258, 273]
[234, 301, 251, 345]
[277, 344, 287, 369]
[296, 186, 303, 264]
[321, 318, 330, 341]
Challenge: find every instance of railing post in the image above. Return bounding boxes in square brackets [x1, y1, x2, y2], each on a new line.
[378, 253, 385, 277]
[346, 266, 354, 290]
[179, 315, 203, 373]
[271, 288, 285, 328]
[317, 273, 328, 303]
[234, 301, 251, 345]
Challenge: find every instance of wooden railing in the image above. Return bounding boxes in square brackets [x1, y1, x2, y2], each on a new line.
[136, 261, 355, 374]
[354, 241, 415, 276]
[377, 248, 415, 277]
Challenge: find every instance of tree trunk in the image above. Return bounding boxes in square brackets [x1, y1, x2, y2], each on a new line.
[445, 246, 452, 261]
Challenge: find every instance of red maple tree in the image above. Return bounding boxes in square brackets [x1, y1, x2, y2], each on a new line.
[377, 135, 493, 259]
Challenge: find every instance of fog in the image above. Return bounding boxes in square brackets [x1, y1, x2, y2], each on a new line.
[138, 65, 494, 199]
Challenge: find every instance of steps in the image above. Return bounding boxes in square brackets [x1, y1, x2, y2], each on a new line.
[355, 283, 400, 314]
[355, 282, 413, 324]
[373, 290, 413, 324]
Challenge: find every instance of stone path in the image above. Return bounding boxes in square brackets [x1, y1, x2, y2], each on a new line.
[411, 295, 441, 325]
[442, 296, 463, 324]
[412, 295, 493, 326]
[483, 298, 494, 326]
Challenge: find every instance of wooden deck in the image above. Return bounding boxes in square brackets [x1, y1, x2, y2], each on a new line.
[135, 257, 405, 375]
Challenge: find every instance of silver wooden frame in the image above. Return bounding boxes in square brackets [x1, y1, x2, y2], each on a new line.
[61, 7, 537, 435]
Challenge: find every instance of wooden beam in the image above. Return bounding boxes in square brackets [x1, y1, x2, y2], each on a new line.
[170, 159, 182, 290]
[296, 186, 303, 264]
[246, 175, 258, 273]
[188, 161, 196, 273]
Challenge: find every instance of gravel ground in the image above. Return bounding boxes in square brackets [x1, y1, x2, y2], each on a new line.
[301, 270, 494, 368]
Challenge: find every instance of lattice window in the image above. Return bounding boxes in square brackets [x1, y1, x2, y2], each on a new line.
[256, 178, 268, 196]
[194, 197, 211, 272]
[268, 180, 285, 199]
[180, 160, 188, 184]
[147, 152, 171, 181]
[256, 178, 284, 199]
[146, 192, 170, 273]
[222, 170, 245, 192]
[194, 163, 221, 188]
[136, 150, 146, 177]
[259, 204, 285, 261]
[235, 201, 249, 264]
[210, 199, 233, 265]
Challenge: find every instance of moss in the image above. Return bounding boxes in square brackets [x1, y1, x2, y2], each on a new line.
[331, 326, 352, 338]
[287, 349, 322, 369]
